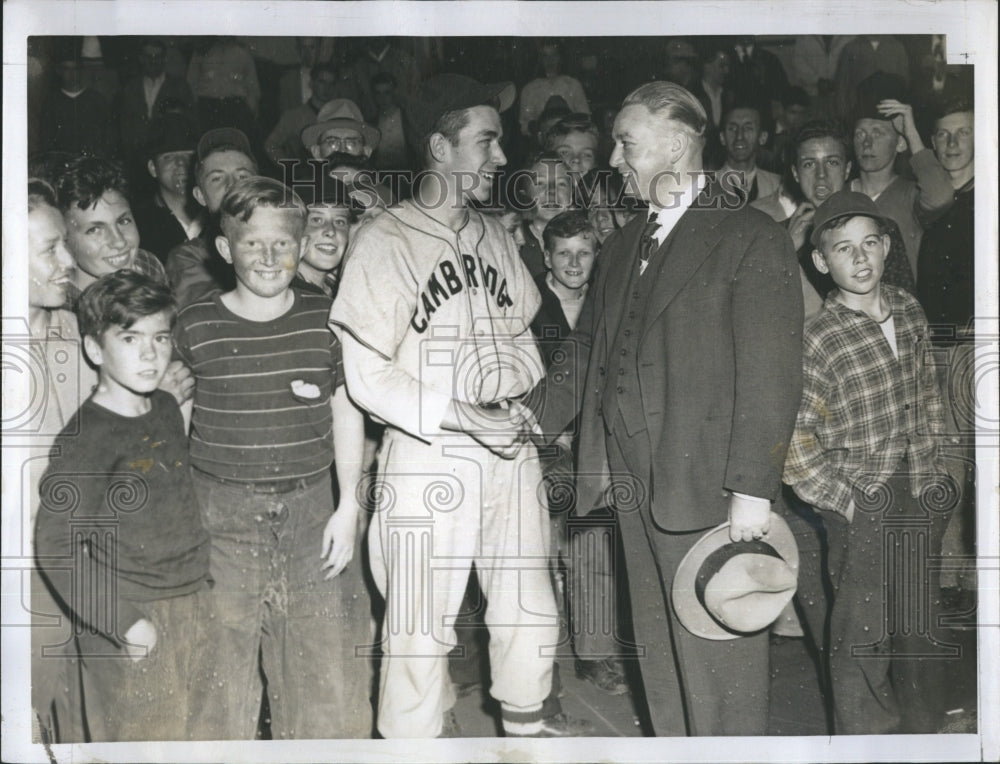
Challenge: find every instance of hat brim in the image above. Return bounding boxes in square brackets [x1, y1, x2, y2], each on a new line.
[301, 119, 382, 152]
[672, 513, 798, 641]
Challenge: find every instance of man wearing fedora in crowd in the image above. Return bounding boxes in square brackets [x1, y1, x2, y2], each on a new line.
[330, 73, 589, 739]
[301, 97, 381, 161]
[538, 80, 804, 735]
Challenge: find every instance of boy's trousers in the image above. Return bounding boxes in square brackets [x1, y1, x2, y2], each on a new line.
[77, 590, 205, 741]
[189, 470, 373, 740]
[819, 467, 954, 734]
[369, 429, 558, 738]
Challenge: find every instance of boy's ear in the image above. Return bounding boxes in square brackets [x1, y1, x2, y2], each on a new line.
[82, 335, 103, 367]
[192, 185, 208, 208]
[542, 249, 553, 271]
[811, 248, 830, 275]
[147, 160, 158, 179]
[215, 235, 233, 264]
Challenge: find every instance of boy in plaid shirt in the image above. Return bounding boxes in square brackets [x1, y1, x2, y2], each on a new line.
[783, 190, 952, 734]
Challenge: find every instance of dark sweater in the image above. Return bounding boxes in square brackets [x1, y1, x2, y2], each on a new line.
[917, 181, 974, 338]
[36, 390, 210, 645]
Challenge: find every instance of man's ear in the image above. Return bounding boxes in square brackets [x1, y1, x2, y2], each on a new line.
[791, 164, 800, 184]
[83, 335, 103, 367]
[310, 144, 324, 160]
[812, 248, 830, 275]
[427, 132, 450, 164]
[192, 185, 208, 208]
[216, 235, 233, 264]
[147, 160, 158, 179]
[362, 145, 374, 159]
[758, 130, 769, 147]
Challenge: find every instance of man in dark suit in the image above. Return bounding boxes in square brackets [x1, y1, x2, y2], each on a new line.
[118, 38, 194, 181]
[538, 81, 804, 735]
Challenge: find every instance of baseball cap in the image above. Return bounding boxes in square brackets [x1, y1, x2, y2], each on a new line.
[810, 190, 891, 248]
[403, 74, 516, 145]
[196, 127, 255, 163]
[145, 114, 198, 160]
[300, 99, 381, 151]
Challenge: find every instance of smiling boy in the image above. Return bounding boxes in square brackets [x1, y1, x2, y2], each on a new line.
[55, 156, 168, 291]
[174, 176, 371, 739]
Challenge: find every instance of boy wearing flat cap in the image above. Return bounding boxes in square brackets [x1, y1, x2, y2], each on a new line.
[330, 73, 588, 738]
[784, 189, 953, 734]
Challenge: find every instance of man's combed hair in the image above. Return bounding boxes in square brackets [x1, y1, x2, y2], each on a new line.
[76, 270, 177, 342]
[623, 81, 708, 139]
[219, 176, 307, 238]
[543, 209, 596, 251]
[28, 178, 57, 212]
[55, 156, 130, 213]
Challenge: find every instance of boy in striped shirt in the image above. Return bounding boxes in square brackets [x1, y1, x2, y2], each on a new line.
[173, 176, 371, 739]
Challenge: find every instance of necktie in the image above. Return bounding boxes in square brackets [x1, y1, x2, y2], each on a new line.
[639, 216, 661, 276]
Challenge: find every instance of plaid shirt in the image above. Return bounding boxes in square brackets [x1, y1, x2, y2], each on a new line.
[132, 248, 170, 286]
[783, 284, 946, 516]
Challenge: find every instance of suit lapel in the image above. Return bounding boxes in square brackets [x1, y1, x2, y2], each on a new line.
[641, 207, 727, 339]
[600, 216, 648, 346]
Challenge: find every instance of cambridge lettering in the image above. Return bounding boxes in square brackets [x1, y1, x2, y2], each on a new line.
[410, 254, 514, 332]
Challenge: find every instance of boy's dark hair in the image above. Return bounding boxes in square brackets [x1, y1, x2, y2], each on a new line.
[55, 156, 130, 213]
[219, 176, 307, 239]
[76, 270, 177, 343]
[543, 209, 596, 251]
[545, 113, 599, 147]
[792, 119, 850, 161]
[781, 86, 811, 110]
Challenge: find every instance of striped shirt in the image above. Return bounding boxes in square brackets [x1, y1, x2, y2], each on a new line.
[174, 288, 343, 482]
[783, 284, 947, 516]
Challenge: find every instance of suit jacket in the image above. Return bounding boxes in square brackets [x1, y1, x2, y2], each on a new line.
[541, 189, 804, 531]
[118, 74, 194, 160]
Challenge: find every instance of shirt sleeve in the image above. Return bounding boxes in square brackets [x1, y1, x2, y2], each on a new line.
[340, 332, 451, 442]
[909, 148, 956, 225]
[783, 337, 856, 515]
[35, 427, 145, 645]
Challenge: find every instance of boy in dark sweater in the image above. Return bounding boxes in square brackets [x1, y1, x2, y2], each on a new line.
[35, 270, 210, 741]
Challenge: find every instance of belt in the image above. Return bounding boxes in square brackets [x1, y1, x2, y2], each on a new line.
[195, 469, 326, 495]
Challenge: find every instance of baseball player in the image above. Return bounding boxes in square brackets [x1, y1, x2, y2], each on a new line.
[329, 74, 578, 738]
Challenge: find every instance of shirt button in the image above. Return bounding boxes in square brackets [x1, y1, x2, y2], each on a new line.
[624, 329, 631, 336]
[904, 403, 911, 410]
[618, 368, 625, 375]
[617, 386, 624, 394]
[599, 366, 605, 375]
[629, 312, 636, 319]
[621, 348, 627, 355]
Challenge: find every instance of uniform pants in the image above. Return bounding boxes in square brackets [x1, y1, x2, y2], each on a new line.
[190, 471, 373, 740]
[606, 414, 769, 736]
[370, 430, 558, 738]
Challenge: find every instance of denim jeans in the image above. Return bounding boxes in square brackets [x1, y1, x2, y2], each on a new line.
[189, 470, 373, 739]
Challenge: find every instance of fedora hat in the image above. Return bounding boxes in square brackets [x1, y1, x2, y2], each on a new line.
[301, 99, 381, 151]
[672, 512, 799, 640]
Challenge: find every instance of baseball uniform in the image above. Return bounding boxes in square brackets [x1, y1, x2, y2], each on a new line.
[329, 200, 558, 738]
